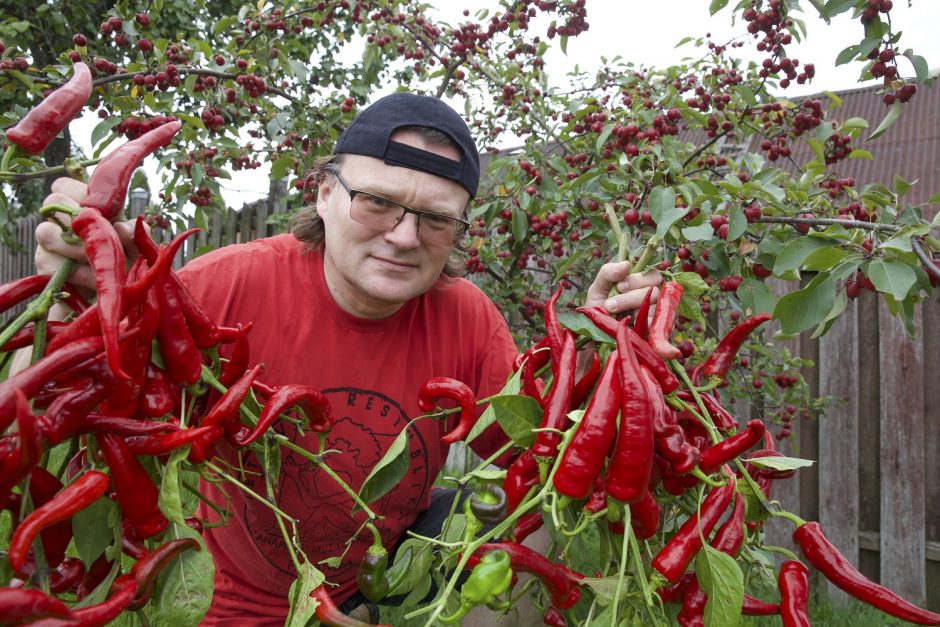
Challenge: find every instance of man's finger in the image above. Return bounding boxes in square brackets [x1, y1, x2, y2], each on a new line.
[606, 285, 660, 314]
[50, 177, 89, 202]
[35, 221, 87, 263]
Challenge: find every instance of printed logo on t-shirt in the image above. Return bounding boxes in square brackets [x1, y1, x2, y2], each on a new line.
[237, 387, 433, 579]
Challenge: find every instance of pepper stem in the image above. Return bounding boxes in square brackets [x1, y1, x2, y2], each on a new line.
[610, 506, 632, 625]
[761, 544, 800, 562]
[0, 259, 75, 353]
[0, 145, 16, 172]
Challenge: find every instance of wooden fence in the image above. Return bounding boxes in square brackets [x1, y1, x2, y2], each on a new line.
[2, 183, 938, 610]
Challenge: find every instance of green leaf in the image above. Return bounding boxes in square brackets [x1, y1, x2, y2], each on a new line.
[465, 368, 522, 444]
[866, 259, 917, 301]
[285, 560, 326, 627]
[270, 154, 295, 180]
[158, 447, 188, 525]
[737, 278, 776, 315]
[558, 312, 615, 344]
[773, 237, 833, 273]
[709, 0, 729, 14]
[835, 44, 859, 66]
[682, 222, 715, 242]
[696, 545, 744, 627]
[867, 101, 903, 141]
[511, 204, 527, 244]
[903, 52, 929, 82]
[893, 175, 914, 198]
[194, 205, 209, 232]
[650, 186, 686, 239]
[357, 427, 411, 508]
[841, 117, 870, 131]
[772, 273, 838, 334]
[802, 246, 853, 272]
[747, 455, 815, 471]
[73, 496, 118, 569]
[848, 149, 873, 160]
[674, 271, 709, 297]
[154, 525, 214, 626]
[812, 288, 849, 338]
[727, 206, 747, 242]
[212, 15, 238, 36]
[491, 395, 542, 449]
[90, 117, 123, 146]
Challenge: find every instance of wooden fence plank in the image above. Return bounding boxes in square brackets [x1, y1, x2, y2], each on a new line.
[817, 298, 860, 603]
[925, 292, 940, 610]
[856, 289, 882, 582]
[879, 301, 926, 604]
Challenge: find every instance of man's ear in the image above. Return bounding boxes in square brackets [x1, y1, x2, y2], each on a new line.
[316, 176, 332, 219]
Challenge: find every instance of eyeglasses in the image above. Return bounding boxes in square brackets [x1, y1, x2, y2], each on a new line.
[332, 173, 469, 247]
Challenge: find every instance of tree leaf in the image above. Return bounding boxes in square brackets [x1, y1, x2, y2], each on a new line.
[674, 271, 709, 297]
[158, 446, 189, 526]
[835, 44, 859, 66]
[650, 186, 686, 239]
[695, 545, 744, 627]
[903, 52, 929, 82]
[867, 101, 903, 141]
[90, 117, 123, 146]
[802, 246, 852, 272]
[558, 312, 615, 344]
[737, 278, 775, 315]
[270, 154, 295, 180]
[866, 259, 917, 301]
[356, 426, 411, 508]
[511, 204, 527, 245]
[772, 273, 837, 334]
[285, 560, 326, 627]
[892, 175, 914, 198]
[709, 0, 729, 14]
[491, 395, 542, 449]
[154, 525, 214, 626]
[73, 496, 118, 569]
[773, 237, 833, 273]
[747, 455, 815, 471]
[682, 222, 715, 242]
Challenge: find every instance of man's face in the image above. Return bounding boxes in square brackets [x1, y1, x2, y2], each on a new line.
[316, 130, 470, 319]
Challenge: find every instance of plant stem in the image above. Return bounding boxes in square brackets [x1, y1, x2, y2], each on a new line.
[610, 506, 631, 625]
[0, 259, 74, 351]
[0, 158, 100, 183]
[204, 461, 296, 522]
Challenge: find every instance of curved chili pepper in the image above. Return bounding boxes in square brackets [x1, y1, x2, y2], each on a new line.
[26, 467, 73, 568]
[793, 521, 940, 624]
[544, 285, 567, 367]
[652, 477, 735, 583]
[745, 431, 797, 480]
[417, 377, 478, 445]
[657, 572, 695, 604]
[555, 350, 621, 499]
[97, 433, 168, 539]
[155, 276, 203, 386]
[103, 286, 160, 417]
[39, 375, 113, 444]
[574, 306, 680, 393]
[474, 543, 582, 609]
[0, 587, 73, 623]
[649, 379, 700, 474]
[0, 275, 52, 314]
[742, 595, 781, 616]
[514, 336, 548, 372]
[606, 322, 657, 503]
[696, 313, 771, 383]
[310, 584, 390, 627]
[543, 606, 567, 627]
[49, 556, 85, 594]
[520, 343, 550, 408]
[127, 538, 201, 610]
[503, 449, 539, 514]
[233, 384, 333, 447]
[0, 391, 44, 508]
[0, 321, 69, 352]
[218, 323, 252, 387]
[648, 281, 683, 360]
[124, 426, 222, 457]
[5, 62, 92, 155]
[202, 364, 265, 430]
[8, 470, 110, 574]
[629, 489, 662, 541]
[81, 120, 182, 221]
[676, 390, 737, 432]
[76, 554, 112, 601]
[139, 364, 177, 418]
[30, 575, 138, 627]
[570, 349, 600, 408]
[171, 279, 221, 349]
[779, 560, 811, 627]
[69, 207, 127, 380]
[583, 475, 606, 514]
[698, 419, 765, 475]
[512, 511, 544, 544]
[530, 331, 577, 460]
[632, 285, 654, 339]
[83, 413, 179, 436]
[468, 484, 508, 525]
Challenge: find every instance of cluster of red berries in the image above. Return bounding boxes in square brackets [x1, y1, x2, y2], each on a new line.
[200, 106, 226, 133]
[775, 404, 797, 440]
[824, 132, 853, 165]
[130, 64, 182, 92]
[188, 186, 213, 207]
[464, 248, 486, 274]
[819, 176, 856, 199]
[546, 0, 589, 39]
[742, 0, 793, 55]
[718, 276, 744, 292]
[110, 114, 179, 140]
[860, 0, 893, 24]
[844, 270, 876, 299]
[836, 201, 876, 222]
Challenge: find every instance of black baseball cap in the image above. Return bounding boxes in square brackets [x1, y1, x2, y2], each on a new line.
[333, 92, 481, 198]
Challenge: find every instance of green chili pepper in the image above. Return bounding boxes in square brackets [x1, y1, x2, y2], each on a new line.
[440, 550, 513, 624]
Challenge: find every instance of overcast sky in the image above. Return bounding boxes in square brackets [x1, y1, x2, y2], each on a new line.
[71, 0, 940, 209]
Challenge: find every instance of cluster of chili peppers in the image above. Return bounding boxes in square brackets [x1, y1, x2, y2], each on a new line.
[0, 81, 355, 625]
[400, 280, 940, 626]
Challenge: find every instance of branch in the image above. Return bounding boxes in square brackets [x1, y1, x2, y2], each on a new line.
[912, 237, 940, 282]
[756, 214, 900, 232]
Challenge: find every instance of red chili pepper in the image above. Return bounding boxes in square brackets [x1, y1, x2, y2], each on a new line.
[76, 554, 112, 601]
[793, 521, 940, 624]
[218, 323, 252, 387]
[657, 572, 695, 604]
[124, 426, 222, 457]
[779, 560, 811, 627]
[649, 376, 699, 474]
[575, 305, 619, 337]
[39, 377, 113, 444]
[417, 377, 478, 444]
[742, 594, 781, 616]
[127, 538, 201, 610]
[96, 434, 168, 539]
[49, 556, 85, 594]
[696, 313, 771, 383]
[606, 322, 657, 503]
[698, 419, 765, 475]
[82, 413, 179, 436]
[69, 207, 127, 381]
[629, 489, 662, 541]
[26, 467, 73, 568]
[5, 62, 92, 155]
[543, 606, 567, 627]
[531, 331, 577, 460]
[0, 391, 44, 507]
[0, 321, 69, 352]
[503, 449, 540, 514]
[309, 585, 390, 627]
[512, 511, 544, 544]
[155, 276, 203, 386]
[648, 281, 683, 360]
[139, 363, 177, 418]
[676, 390, 737, 432]
[632, 285, 654, 339]
[8, 470, 110, 575]
[102, 286, 161, 417]
[474, 543, 582, 609]
[520, 343, 550, 408]
[81, 120, 182, 221]
[554, 350, 621, 499]
[29, 575, 138, 627]
[202, 364, 265, 431]
[0, 588, 73, 623]
[570, 349, 600, 408]
[744, 431, 797, 480]
[0, 275, 52, 314]
[171, 278, 221, 349]
[232, 384, 333, 447]
[652, 477, 735, 583]
[544, 285, 567, 367]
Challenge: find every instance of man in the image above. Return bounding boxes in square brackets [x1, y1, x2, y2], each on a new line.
[32, 92, 660, 624]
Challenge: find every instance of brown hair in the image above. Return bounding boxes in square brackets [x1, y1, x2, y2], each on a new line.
[289, 126, 469, 278]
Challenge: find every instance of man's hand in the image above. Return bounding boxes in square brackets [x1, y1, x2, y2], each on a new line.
[35, 177, 138, 294]
[584, 260, 663, 315]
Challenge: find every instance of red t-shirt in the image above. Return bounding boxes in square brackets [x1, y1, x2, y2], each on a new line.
[178, 233, 517, 624]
